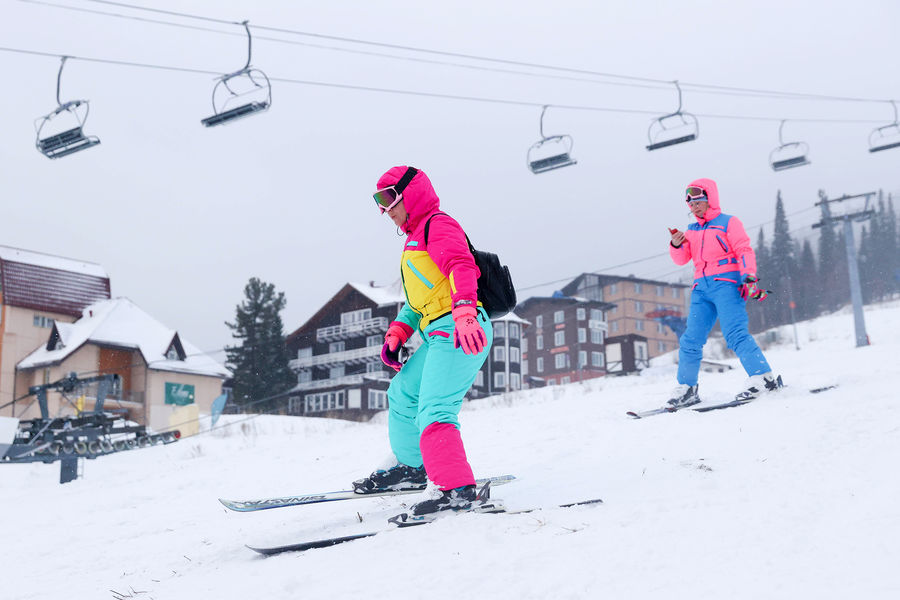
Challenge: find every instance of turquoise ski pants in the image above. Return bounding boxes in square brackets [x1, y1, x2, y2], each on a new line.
[387, 308, 492, 468]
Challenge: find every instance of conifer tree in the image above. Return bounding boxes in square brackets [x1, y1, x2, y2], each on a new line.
[768, 191, 797, 327]
[225, 278, 294, 411]
[748, 228, 770, 333]
[816, 192, 847, 312]
[794, 239, 819, 320]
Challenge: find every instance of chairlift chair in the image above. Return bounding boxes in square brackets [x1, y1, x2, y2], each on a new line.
[646, 81, 698, 151]
[527, 105, 577, 174]
[769, 120, 810, 171]
[868, 100, 900, 153]
[201, 21, 272, 127]
[34, 57, 100, 159]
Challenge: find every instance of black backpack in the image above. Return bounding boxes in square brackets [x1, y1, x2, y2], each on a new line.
[424, 213, 517, 319]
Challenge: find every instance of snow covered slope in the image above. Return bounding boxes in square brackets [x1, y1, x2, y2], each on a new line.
[3, 301, 899, 599]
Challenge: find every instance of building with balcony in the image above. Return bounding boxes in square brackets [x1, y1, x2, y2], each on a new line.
[284, 281, 407, 420]
[560, 273, 690, 358]
[515, 295, 616, 387]
[15, 297, 229, 436]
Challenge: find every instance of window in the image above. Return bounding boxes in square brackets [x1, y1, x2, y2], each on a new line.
[673, 288, 680, 299]
[510, 347, 520, 363]
[554, 310, 565, 324]
[635, 301, 643, 313]
[494, 346, 507, 362]
[609, 305, 618, 315]
[609, 283, 617, 294]
[634, 283, 643, 293]
[329, 365, 345, 379]
[658, 341, 667, 353]
[635, 319, 644, 332]
[509, 323, 520, 338]
[298, 347, 312, 359]
[298, 369, 312, 383]
[578, 328, 586, 344]
[561, 376, 571, 384]
[33, 315, 54, 328]
[366, 335, 382, 347]
[366, 361, 381, 373]
[576, 308, 586, 321]
[522, 337, 529, 353]
[305, 390, 346, 413]
[547, 378, 555, 386]
[636, 344, 647, 360]
[476, 370, 484, 387]
[165, 346, 180, 361]
[494, 372, 507, 389]
[535, 315, 543, 328]
[510, 373, 521, 390]
[554, 331, 565, 346]
[658, 322, 665, 334]
[611, 321, 619, 333]
[656, 285, 665, 297]
[341, 308, 372, 325]
[591, 329, 604, 344]
[536, 335, 544, 350]
[494, 322, 507, 338]
[579, 351, 587, 368]
[555, 353, 567, 369]
[522, 360, 529, 375]
[592, 352, 604, 367]
[368, 389, 388, 409]
[329, 341, 345, 353]
[590, 309, 602, 321]
[536, 357, 544, 373]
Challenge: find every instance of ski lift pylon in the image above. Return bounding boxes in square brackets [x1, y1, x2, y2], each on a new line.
[769, 120, 810, 171]
[34, 57, 101, 159]
[201, 20, 272, 128]
[526, 105, 577, 174]
[868, 100, 900, 153]
[646, 81, 698, 151]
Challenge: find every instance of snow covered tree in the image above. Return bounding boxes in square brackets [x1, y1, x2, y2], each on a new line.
[225, 278, 294, 411]
[748, 228, 770, 333]
[816, 193, 848, 313]
[766, 191, 797, 328]
[794, 239, 819, 320]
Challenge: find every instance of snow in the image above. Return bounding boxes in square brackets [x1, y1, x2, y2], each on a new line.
[3, 301, 900, 599]
[349, 280, 406, 306]
[0, 244, 108, 278]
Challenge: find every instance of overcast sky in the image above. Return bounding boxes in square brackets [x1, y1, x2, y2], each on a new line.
[1, 0, 897, 359]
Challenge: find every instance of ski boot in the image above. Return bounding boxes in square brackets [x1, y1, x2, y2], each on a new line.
[735, 373, 783, 401]
[352, 463, 427, 494]
[667, 384, 700, 409]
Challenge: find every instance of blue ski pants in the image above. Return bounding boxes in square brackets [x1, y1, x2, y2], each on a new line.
[387, 308, 492, 468]
[677, 272, 770, 386]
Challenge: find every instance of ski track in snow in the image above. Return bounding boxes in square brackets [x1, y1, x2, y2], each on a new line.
[3, 301, 900, 599]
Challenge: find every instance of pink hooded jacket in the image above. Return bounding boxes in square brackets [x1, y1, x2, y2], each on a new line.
[669, 178, 757, 281]
[377, 166, 480, 331]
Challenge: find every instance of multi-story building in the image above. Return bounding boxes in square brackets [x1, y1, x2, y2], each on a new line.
[15, 297, 229, 436]
[515, 296, 615, 387]
[470, 312, 528, 397]
[284, 282, 406, 420]
[560, 274, 690, 358]
[0, 246, 111, 414]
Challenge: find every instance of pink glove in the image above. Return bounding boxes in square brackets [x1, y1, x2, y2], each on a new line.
[381, 322, 412, 372]
[739, 275, 768, 301]
[452, 306, 486, 355]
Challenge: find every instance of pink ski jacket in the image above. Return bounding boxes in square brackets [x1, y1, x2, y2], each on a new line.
[669, 178, 757, 281]
[377, 167, 480, 331]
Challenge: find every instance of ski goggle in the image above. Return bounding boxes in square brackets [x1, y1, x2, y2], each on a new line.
[686, 186, 708, 202]
[373, 186, 403, 214]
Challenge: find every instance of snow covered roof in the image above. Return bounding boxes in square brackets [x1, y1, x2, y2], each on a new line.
[0, 245, 110, 317]
[492, 311, 530, 325]
[18, 297, 230, 378]
[348, 281, 405, 306]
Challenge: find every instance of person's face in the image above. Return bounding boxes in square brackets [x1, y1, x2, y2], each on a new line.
[387, 200, 408, 228]
[688, 199, 709, 219]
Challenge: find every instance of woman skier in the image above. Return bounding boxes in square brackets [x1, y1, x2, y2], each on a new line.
[668, 178, 782, 407]
[353, 165, 492, 516]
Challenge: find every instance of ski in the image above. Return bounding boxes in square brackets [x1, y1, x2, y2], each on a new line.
[219, 474, 516, 512]
[627, 382, 838, 419]
[247, 497, 603, 556]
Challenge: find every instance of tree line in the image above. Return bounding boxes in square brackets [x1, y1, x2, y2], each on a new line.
[748, 190, 899, 333]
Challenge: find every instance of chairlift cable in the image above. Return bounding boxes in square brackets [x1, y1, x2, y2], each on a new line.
[65, 0, 895, 106]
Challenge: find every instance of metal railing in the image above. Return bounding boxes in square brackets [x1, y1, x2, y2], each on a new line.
[316, 317, 389, 342]
[290, 345, 382, 369]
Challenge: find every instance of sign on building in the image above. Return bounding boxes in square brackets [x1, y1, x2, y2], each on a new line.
[165, 383, 195, 406]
